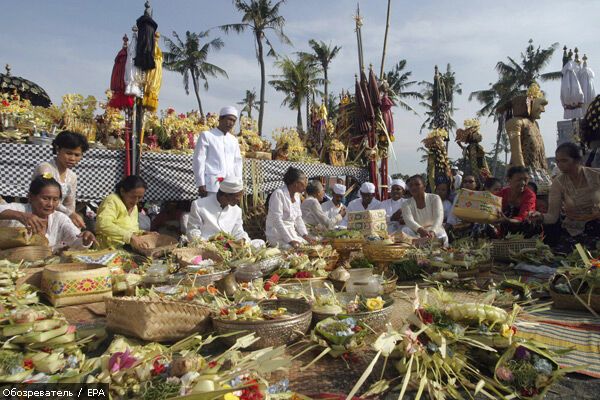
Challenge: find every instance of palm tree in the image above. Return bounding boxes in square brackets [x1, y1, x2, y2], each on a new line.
[221, 0, 292, 135]
[298, 40, 341, 103]
[237, 89, 260, 118]
[469, 39, 561, 174]
[419, 64, 462, 132]
[163, 30, 227, 118]
[268, 56, 324, 132]
[382, 60, 423, 114]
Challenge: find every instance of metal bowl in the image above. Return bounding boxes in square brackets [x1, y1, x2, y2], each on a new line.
[312, 293, 394, 333]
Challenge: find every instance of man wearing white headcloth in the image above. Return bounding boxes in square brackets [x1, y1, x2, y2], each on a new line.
[192, 106, 243, 197]
[341, 182, 382, 226]
[321, 183, 347, 221]
[381, 179, 407, 233]
[186, 177, 250, 242]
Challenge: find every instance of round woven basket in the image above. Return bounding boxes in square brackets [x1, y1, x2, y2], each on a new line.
[0, 246, 52, 263]
[172, 247, 224, 268]
[280, 276, 328, 284]
[105, 296, 212, 342]
[132, 233, 178, 257]
[490, 239, 537, 262]
[212, 298, 312, 350]
[312, 298, 394, 333]
[330, 238, 364, 253]
[363, 243, 409, 263]
[183, 266, 231, 287]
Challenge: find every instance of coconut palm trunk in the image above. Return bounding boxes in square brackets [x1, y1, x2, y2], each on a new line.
[190, 70, 204, 117]
[297, 106, 303, 132]
[256, 32, 266, 135]
[323, 68, 329, 104]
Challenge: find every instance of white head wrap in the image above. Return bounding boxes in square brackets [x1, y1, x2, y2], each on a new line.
[219, 106, 239, 119]
[391, 179, 406, 190]
[360, 182, 376, 194]
[219, 178, 244, 193]
[333, 184, 346, 195]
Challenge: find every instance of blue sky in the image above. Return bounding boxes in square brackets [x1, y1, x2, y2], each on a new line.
[2, 0, 600, 174]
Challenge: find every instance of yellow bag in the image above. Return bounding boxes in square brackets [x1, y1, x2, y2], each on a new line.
[453, 189, 502, 224]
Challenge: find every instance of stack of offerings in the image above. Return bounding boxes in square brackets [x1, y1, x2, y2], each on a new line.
[347, 210, 387, 236]
[452, 189, 502, 224]
[0, 259, 39, 306]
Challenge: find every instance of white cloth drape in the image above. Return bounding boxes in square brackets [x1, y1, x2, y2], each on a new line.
[124, 30, 143, 97]
[561, 60, 585, 119]
[578, 64, 596, 113]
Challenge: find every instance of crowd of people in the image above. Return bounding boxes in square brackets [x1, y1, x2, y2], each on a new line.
[1, 104, 599, 254]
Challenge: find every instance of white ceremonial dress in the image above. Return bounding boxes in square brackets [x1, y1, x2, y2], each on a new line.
[0, 203, 88, 250]
[192, 128, 243, 193]
[341, 198, 382, 226]
[301, 197, 342, 229]
[265, 186, 308, 247]
[186, 195, 249, 242]
[32, 160, 77, 216]
[401, 193, 448, 246]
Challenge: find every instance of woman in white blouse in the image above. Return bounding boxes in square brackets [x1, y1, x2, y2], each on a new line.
[33, 131, 89, 228]
[401, 175, 448, 246]
[301, 180, 344, 230]
[0, 175, 96, 250]
[266, 167, 316, 248]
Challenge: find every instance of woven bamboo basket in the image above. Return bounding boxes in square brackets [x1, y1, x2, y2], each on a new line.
[131, 233, 178, 257]
[0, 245, 52, 263]
[490, 239, 537, 261]
[281, 276, 328, 284]
[212, 299, 312, 350]
[105, 296, 212, 341]
[363, 243, 410, 263]
[549, 287, 600, 313]
[312, 300, 394, 333]
[41, 263, 112, 307]
[382, 274, 398, 294]
[172, 247, 224, 268]
[182, 266, 231, 287]
[0, 227, 48, 250]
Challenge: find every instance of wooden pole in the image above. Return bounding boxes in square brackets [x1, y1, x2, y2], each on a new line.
[379, 0, 392, 79]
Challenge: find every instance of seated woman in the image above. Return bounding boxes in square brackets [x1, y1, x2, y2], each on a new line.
[32, 130, 89, 228]
[0, 175, 96, 250]
[496, 166, 537, 237]
[531, 142, 600, 250]
[96, 175, 152, 249]
[434, 181, 453, 223]
[483, 177, 502, 193]
[265, 167, 316, 248]
[401, 175, 448, 246]
[301, 180, 343, 231]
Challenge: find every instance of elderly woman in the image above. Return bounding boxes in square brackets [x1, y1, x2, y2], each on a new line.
[301, 180, 343, 231]
[532, 142, 600, 249]
[380, 179, 407, 233]
[0, 175, 96, 250]
[33, 130, 89, 228]
[96, 175, 153, 249]
[401, 175, 448, 245]
[496, 166, 537, 236]
[265, 167, 315, 248]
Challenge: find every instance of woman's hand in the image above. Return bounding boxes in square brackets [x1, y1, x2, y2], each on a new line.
[527, 211, 544, 223]
[18, 212, 47, 235]
[417, 227, 433, 238]
[130, 234, 150, 249]
[303, 235, 317, 245]
[70, 213, 86, 229]
[79, 231, 98, 247]
[339, 206, 347, 218]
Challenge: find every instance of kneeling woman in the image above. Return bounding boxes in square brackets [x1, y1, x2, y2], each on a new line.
[0, 175, 96, 250]
[401, 175, 448, 246]
[265, 167, 315, 248]
[496, 166, 537, 237]
[96, 175, 152, 249]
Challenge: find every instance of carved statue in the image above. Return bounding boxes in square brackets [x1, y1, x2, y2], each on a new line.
[506, 83, 552, 190]
[456, 119, 490, 186]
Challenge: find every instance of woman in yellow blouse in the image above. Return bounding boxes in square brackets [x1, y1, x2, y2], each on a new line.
[96, 175, 152, 249]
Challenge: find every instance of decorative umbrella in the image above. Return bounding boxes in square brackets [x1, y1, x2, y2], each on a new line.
[0, 65, 51, 107]
[578, 54, 596, 113]
[368, 66, 381, 109]
[561, 58, 584, 119]
[135, 1, 158, 71]
[354, 76, 369, 136]
[142, 32, 163, 112]
[108, 35, 134, 109]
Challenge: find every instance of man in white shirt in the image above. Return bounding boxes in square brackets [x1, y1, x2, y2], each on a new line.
[341, 182, 382, 226]
[193, 106, 243, 197]
[321, 183, 346, 221]
[186, 178, 250, 242]
[451, 167, 462, 191]
[380, 179, 407, 233]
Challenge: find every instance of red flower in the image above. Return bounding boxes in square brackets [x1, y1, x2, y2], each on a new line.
[217, 177, 225, 183]
[352, 325, 362, 332]
[417, 308, 433, 324]
[269, 273, 280, 284]
[511, 326, 517, 335]
[208, 360, 218, 368]
[264, 282, 272, 291]
[178, 113, 186, 119]
[294, 271, 312, 279]
[23, 359, 34, 370]
[1, 100, 9, 107]
[220, 308, 229, 316]
[151, 358, 166, 376]
[167, 107, 175, 114]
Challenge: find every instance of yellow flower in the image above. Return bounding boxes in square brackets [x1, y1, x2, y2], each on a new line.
[500, 324, 513, 338]
[42, 172, 53, 179]
[223, 385, 240, 400]
[527, 82, 543, 99]
[366, 296, 385, 311]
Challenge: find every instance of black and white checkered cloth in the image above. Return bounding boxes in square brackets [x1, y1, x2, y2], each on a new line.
[0, 143, 368, 202]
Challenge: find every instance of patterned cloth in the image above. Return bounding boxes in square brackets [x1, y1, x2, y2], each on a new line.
[0, 143, 368, 202]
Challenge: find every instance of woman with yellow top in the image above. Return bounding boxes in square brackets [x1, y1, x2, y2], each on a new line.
[96, 175, 153, 249]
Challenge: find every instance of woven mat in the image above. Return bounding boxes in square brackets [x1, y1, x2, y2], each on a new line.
[516, 309, 600, 378]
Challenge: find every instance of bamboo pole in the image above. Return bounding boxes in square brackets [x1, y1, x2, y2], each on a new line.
[379, 0, 392, 79]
